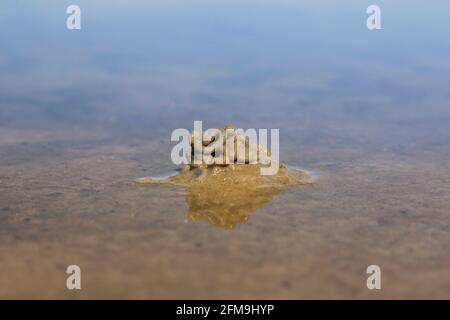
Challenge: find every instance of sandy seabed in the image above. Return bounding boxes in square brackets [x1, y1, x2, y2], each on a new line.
[1, 129, 449, 299]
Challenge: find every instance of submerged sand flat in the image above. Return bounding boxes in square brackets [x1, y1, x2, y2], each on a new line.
[0, 134, 449, 299]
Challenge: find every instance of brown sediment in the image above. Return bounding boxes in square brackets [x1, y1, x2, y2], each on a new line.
[1, 131, 450, 299]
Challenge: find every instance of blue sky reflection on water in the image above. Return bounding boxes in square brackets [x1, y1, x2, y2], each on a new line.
[0, 0, 450, 153]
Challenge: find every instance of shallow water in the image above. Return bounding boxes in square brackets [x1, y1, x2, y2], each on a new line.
[1, 0, 450, 299]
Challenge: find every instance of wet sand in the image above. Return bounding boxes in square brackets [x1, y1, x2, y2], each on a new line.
[1, 129, 449, 299]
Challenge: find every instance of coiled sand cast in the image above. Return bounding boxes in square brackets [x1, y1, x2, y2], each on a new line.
[135, 126, 312, 229]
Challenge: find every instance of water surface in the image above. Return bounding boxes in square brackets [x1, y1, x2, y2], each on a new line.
[0, 0, 450, 298]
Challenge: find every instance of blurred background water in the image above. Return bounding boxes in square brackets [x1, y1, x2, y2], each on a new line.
[1, 0, 450, 150]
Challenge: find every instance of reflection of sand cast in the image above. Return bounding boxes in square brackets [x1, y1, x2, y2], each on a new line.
[185, 165, 295, 229]
[135, 164, 309, 229]
[135, 125, 310, 229]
